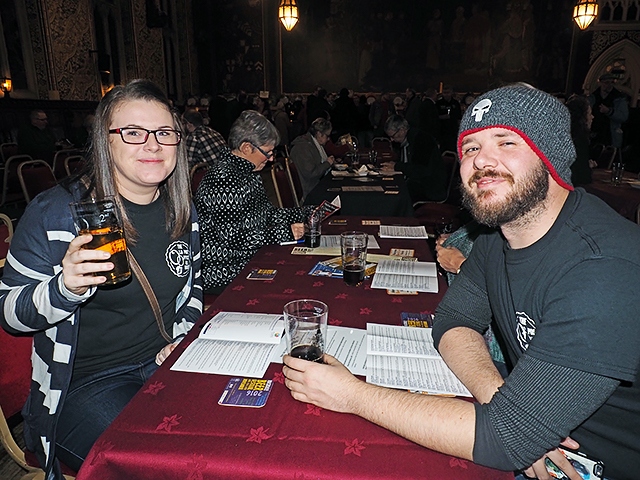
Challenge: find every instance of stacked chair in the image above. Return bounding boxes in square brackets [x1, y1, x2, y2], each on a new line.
[414, 151, 469, 234]
[1, 155, 31, 206]
[17, 160, 57, 203]
[189, 162, 209, 195]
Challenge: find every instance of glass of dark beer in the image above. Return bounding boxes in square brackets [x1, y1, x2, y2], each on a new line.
[304, 214, 321, 248]
[340, 231, 368, 287]
[69, 196, 131, 285]
[284, 299, 328, 363]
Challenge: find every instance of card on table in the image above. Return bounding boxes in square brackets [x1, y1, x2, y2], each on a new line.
[384, 190, 399, 195]
[329, 219, 347, 225]
[362, 219, 381, 225]
[246, 269, 277, 280]
[387, 289, 419, 295]
[401, 312, 435, 328]
[218, 377, 273, 408]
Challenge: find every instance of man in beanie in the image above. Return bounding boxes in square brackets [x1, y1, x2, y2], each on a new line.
[282, 84, 640, 480]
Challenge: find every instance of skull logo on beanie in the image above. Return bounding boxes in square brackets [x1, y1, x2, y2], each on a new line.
[458, 84, 576, 191]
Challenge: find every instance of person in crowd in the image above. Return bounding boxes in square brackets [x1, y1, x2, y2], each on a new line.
[271, 96, 291, 147]
[288, 95, 306, 141]
[195, 110, 312, 295]
[183, 109, 228, 169]
[331, 88, 358, 138]
[392, 96, 406, 116]
[588, 73, 628, 149]
[369, 91, 393, 138]
[381, 114, 447, 202]
[404, 88, 421, 129]
[208, 93, 230, 140]
[566, 95, 594, 186]
[305, 86, 322, 126]
[289, 118, 335, 199]
[0, 79, 203, 478]
[18, 109, 58, 163]
[355, 94, 374, 147]
[226, 89, 250, 131]
[283, 84, 640, 480]
[436, 86, 462, 151]
[252, 95, 272, 122]
[419, 87, 440, 143]
[306, 88, 332, 127]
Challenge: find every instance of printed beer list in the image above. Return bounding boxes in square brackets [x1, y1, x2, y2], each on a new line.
[366, 323, 471, 397]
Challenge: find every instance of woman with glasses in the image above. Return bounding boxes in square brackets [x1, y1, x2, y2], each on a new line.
[0, 79, 202, 478]
[195, 110, 313, 294]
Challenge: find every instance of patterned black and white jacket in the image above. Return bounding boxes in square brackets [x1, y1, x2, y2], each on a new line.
[0, 181, 203, 480]
[195, 148, 313, 290]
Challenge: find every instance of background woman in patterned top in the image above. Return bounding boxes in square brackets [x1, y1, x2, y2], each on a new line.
[195, 110, 314, 294]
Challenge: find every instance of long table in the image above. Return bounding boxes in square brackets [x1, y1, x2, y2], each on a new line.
[305, 172, 414, 217]
[76, 217, 513, 480]
[583, 169, 640, 222]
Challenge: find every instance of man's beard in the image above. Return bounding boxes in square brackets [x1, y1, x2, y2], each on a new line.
[461, 162, 549, 228]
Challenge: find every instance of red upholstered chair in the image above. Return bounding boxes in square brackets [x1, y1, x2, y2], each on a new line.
[63, 155, 85, 178]
[18, 160, 58, 203]
[285, 158, 303, 206]
[189, 162, 209, 195]
[52, 149, 80, 181]
[270, 162, 298, 208]
[0, 213, 14, 268]
[1, 143, 19, 165]
[371, 137, 396, 162]
[1, 154, 31, 206]
[0, 330, 76, 480]
[414, 151, 468, 234]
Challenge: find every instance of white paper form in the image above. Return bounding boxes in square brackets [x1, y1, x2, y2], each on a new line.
[321, 235, 380, 250]
[170, 339, 278, 377]
[365, 323, 471, 397]
[370, 260, 439, 293]
[366, 323, 439, 358]
[379, 225, 430, 239]
[270, 326, 368, 376]
[200, 312, 284, 344]
[367, 355, 471, 397]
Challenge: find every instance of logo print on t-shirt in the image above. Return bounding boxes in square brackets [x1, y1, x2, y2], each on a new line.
[165, 241, 190, 277]
[515, 311, 536, 351]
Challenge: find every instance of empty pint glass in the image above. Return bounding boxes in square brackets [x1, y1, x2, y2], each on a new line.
[69, 196, 131, 285]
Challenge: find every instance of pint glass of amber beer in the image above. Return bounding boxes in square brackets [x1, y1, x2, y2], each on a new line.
[69, 196, 131, 285]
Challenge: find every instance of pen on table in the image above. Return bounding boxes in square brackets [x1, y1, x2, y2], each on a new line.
[279, 239, 305, 246]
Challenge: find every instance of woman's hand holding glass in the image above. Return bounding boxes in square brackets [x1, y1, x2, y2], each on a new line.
[61, 234, 115, 295]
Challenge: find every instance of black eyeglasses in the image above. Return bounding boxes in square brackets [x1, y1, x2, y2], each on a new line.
[251, 143, 274, 159]
[109, 127, 182, 146]
[388, 129, 405, 141]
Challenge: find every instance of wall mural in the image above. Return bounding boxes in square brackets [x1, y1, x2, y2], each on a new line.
[43, 0, 97, 100]
[282, 0, 575, 93]
[207, 0, 582, 94]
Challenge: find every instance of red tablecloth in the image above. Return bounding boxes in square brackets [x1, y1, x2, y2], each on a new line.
[76, 217, 514, 480]
[583, 169, 640, 221]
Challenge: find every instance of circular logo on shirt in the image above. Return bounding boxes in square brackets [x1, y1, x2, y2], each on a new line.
[515, 311, 536, 351]
[165, 241, 190, 277]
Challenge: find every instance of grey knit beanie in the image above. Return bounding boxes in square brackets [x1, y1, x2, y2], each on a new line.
[458, 84, 575, 190]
